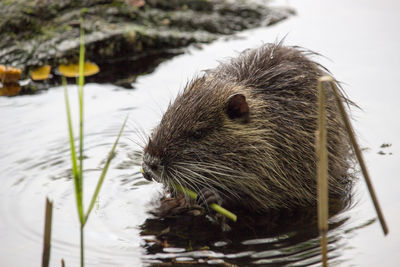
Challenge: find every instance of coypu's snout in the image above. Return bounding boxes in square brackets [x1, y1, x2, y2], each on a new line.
[141, 152, 162, 182]
[141, 163, 152, 181]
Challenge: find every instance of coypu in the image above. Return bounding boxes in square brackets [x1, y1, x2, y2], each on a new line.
[141, 42, 353, 213]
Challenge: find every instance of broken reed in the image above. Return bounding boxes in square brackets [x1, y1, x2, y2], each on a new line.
[329, 77, 388, 236]
[62, 18, 127, 267]
[41, 198, 53, 267]
[321, 76, 388, 236]
[316, 76, 389, 266]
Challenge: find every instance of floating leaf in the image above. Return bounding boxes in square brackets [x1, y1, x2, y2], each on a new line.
[0, 82, 21, 96]
[30, 65, 51, 80]
[0, 65, 22, 83]
[58, 62, 99, 77]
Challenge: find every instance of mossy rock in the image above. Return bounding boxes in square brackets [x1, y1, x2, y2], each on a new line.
[0, 0, 293, 91]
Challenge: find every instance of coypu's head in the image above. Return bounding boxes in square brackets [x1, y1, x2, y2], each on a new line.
[142, 76, 265, 205]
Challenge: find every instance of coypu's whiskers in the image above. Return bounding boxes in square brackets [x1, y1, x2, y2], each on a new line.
[172, 165, 215, 195]
[168, 169, 193, 200]
[127, 120, 149, 149]
[172, 164, 225, 200]
[174, 162, 243, 201]
[126, 136, 145, 149]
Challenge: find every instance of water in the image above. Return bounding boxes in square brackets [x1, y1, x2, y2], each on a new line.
[1, 0, 399, 266]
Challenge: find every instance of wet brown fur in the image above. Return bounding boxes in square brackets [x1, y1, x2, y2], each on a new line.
[143, 42, 353, 212]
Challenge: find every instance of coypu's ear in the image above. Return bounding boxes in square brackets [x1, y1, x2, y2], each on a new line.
[226, 94, 249, 122]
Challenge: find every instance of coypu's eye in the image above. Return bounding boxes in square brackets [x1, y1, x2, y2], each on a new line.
[192, 129, 204, 139]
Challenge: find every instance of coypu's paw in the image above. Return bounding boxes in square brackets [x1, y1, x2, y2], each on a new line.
[197, 188, 223, 207]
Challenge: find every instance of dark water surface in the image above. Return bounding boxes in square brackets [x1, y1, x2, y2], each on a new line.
[1, 0, 399, 266]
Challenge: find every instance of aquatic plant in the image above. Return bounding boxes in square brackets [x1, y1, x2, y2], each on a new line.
[62, 18, 127, 267]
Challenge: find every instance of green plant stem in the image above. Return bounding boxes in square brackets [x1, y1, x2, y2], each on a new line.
[63, 77, 84, 223]
[84, 116, 128, 225]
[139, 169, 238, 221]
[175, 184, 237, 222]
[80, 225, 84, 267]
[78, 19, 85, 205]
[78, 19, 86, 267]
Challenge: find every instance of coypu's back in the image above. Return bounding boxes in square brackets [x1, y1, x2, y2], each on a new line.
[142, 43, 353, 212]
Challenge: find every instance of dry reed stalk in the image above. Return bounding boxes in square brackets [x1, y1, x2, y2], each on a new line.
[42, 198, 53, 267]
[317, 77, 330, 267]
[327, 76, 389, 236]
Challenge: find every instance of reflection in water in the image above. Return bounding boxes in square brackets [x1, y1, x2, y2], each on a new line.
[140, 197, 352, 266]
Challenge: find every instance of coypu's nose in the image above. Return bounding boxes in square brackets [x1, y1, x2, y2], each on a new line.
[141, 163, 153, 181]
[142, 153, 162, 182]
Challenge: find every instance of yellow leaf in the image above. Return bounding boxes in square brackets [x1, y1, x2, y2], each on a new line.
[0, 82, 21, 96]
[30, 65, 51, 80]
[58, 62, 100, 77]
[0, 65, 22, 83]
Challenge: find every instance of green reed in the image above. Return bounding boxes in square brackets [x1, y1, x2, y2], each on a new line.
[175, 184, 237, 222]
[62, 19, 127, 267]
